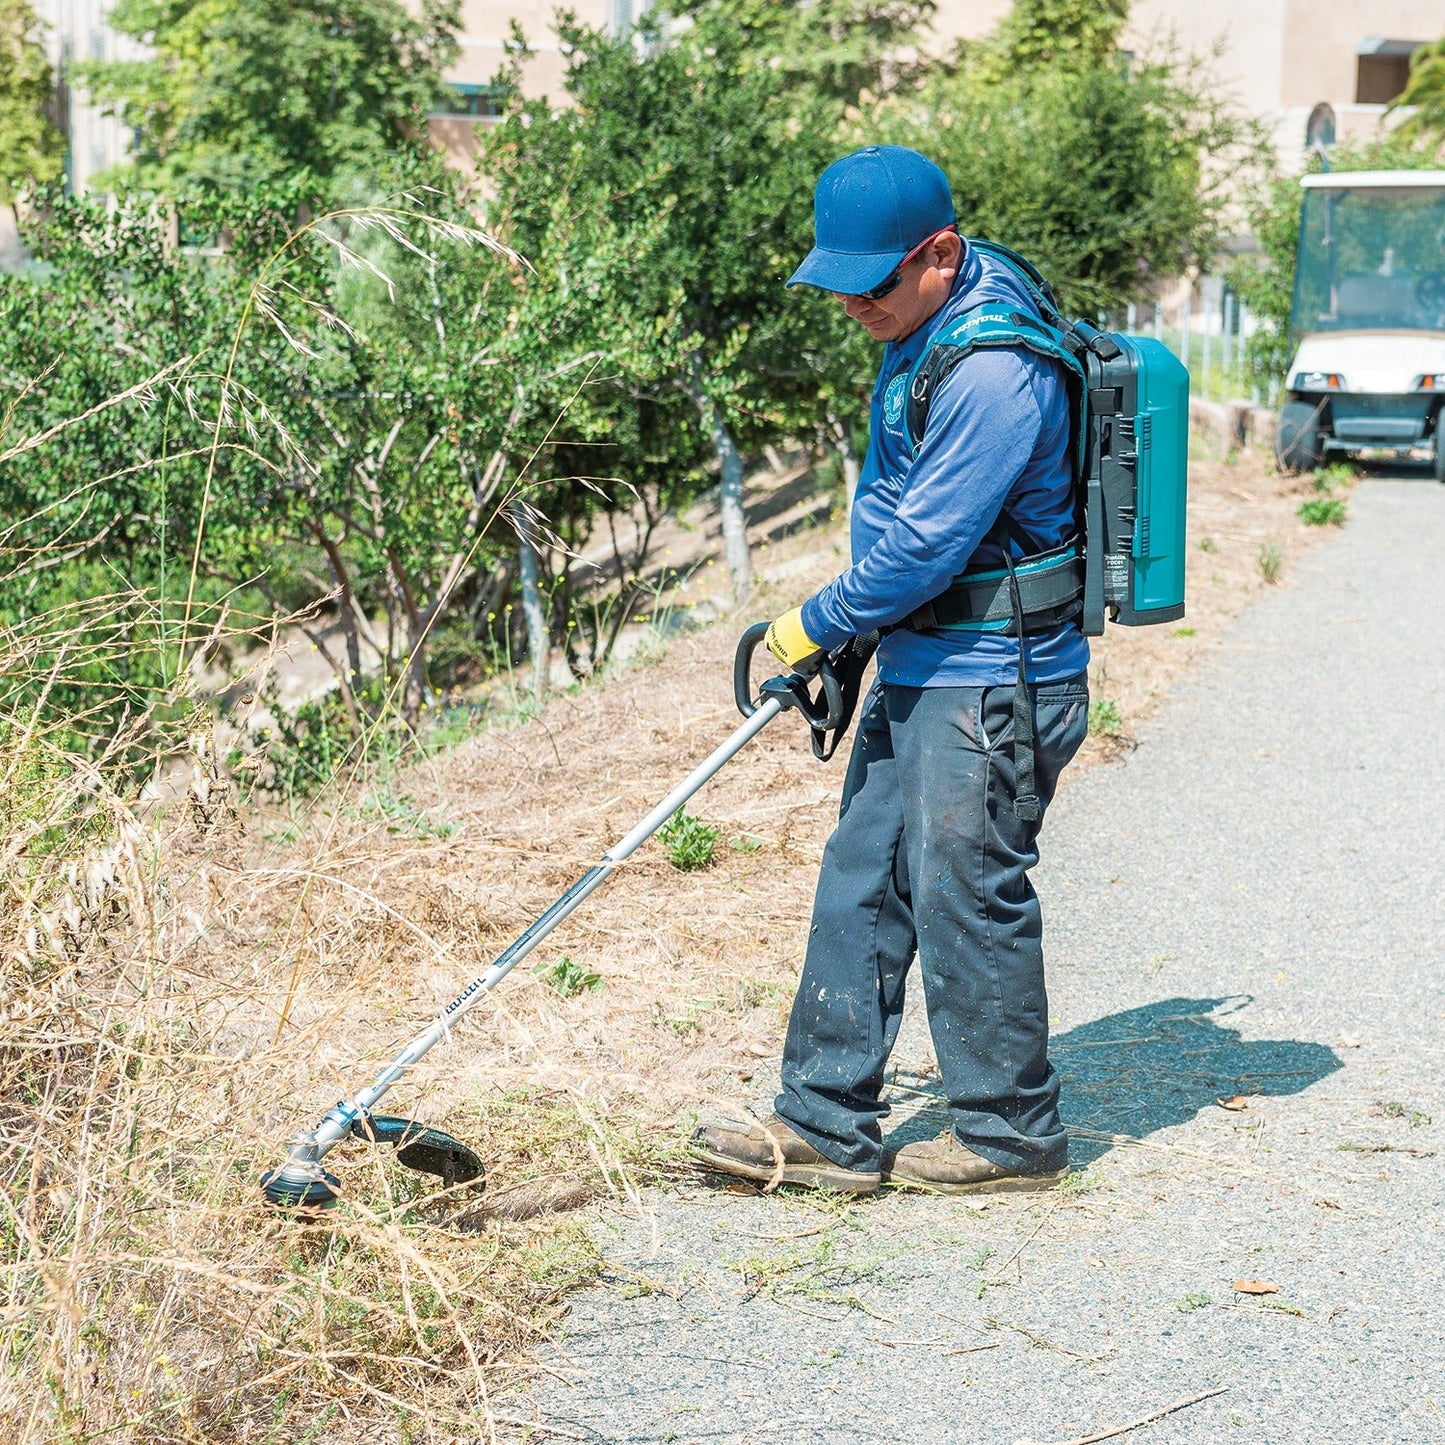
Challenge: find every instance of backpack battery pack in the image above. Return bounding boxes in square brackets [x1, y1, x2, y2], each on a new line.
[902, 241, 1191, 640]
[1079, 334, 1190, 634]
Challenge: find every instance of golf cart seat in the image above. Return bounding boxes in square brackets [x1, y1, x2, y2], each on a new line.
[1336, 274, 1419, 327]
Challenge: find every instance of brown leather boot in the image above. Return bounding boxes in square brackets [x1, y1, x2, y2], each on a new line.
[884, 1131, 1068, 1195]
[692, 1113, 880, 1193]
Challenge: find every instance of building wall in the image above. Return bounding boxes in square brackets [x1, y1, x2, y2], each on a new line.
[1279, 0, 1435, 108]
[431, 0, 634, 165]
[1126, 0, 1288, 121]
[1276, 0, 1444, 157]
[926, 0, 1012, 50]
[41, 0, 146, 194]
[928, 0, 1445, 170]
[451, 0, 618, 93]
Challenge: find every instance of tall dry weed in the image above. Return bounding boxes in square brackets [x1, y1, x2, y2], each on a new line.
[0, 200, 626, 1444]
[0, 603, 622, 1443]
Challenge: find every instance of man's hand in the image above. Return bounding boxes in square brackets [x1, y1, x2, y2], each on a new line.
[765, 607, 823, 672]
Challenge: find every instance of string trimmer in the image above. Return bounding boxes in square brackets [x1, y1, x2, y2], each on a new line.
[260, 624, 877, 1211]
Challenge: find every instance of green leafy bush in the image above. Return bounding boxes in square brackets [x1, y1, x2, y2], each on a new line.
[1314, 463, 1357, 492]
[230, 689, 359, 799]
[910, 7, 1267, 318]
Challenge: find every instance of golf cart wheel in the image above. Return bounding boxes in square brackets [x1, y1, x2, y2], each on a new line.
[1277, 400, 1324, 474]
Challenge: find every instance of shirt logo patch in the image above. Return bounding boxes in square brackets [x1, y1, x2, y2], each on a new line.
[882, 372, 907, 427]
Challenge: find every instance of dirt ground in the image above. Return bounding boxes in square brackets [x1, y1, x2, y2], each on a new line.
[243, 431, 1336, 1189]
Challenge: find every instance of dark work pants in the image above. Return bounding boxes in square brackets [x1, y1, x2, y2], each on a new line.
[775, 674, 1089, 1174]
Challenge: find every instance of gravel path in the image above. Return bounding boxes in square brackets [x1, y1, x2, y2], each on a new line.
[499, 477, 1444, 1445]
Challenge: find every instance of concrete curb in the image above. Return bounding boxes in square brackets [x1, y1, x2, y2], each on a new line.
[1191, 395, 1277, 453]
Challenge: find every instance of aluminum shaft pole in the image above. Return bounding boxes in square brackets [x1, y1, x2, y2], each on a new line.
[299, 695, 785, 1158]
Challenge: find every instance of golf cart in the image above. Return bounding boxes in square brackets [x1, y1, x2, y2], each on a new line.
[1276, 170, 1445, 479]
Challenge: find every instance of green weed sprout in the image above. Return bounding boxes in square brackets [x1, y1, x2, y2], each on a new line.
[534, 956, 603, 998]
[1088, 698, 1124, 738]
[659, 809, 719, 871]
[1298, 497, 1347, 527]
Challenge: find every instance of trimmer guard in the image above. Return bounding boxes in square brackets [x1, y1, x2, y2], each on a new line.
[351, 1113, 485, 1190]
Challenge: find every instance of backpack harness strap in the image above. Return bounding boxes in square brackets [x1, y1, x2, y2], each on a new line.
[894, 285, 1089, 824]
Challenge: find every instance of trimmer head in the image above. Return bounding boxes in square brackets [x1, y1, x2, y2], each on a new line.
[260, 1131, 343, 1213]
[260, 1160, 343, 1212]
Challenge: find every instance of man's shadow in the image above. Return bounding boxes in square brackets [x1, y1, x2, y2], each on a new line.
[884, 996, 1343, 1165]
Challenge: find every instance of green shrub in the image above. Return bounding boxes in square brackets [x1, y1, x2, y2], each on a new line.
[232, 689, 359, 798]
[1313, 463, 1356, 492]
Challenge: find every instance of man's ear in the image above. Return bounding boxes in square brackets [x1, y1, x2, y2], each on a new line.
[933, 230, 963, 277]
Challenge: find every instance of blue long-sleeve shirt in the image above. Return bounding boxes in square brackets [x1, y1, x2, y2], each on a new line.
[800, 243, 1090, 687]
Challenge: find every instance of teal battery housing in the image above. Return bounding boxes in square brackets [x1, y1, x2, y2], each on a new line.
[1081, 334, 1189, 631]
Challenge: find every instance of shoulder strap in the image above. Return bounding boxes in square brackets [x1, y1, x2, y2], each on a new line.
[904, 304, 1086, 478]
[965, 238, 1065, 326]
[895, 255, 1081, 829]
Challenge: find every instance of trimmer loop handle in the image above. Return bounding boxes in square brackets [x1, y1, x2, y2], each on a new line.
[734, 620, 845, 733]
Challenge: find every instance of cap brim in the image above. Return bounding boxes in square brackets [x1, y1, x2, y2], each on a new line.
[787, 245, 906, 294]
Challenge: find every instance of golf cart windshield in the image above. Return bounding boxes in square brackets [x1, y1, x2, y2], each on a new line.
[1290, 181, 1445, 338]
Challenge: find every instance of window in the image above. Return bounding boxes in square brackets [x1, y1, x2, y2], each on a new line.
[1305, 103, 1336, 150]
[1356, 39, 1422, 105]
[432, 84, 509, 120]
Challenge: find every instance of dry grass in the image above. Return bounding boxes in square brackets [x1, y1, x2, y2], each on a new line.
[0, 624, 666, 1443]
[0, 437, 1329, 1442]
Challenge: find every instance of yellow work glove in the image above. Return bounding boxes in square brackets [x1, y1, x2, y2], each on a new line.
[765, 606, 823, 672]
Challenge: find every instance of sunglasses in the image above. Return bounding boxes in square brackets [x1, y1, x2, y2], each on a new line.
[850, 227, 957, 301]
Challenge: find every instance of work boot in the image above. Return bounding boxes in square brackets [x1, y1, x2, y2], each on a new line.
[692, 1113, 880, 1193]
[884, 1131, 1068, 1195]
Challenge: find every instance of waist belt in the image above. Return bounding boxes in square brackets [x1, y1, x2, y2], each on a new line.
[895, 524, 1083, 825]
[903, 539, 1084, 635]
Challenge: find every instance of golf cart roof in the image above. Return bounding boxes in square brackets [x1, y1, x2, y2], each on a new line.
[1301, 171, 1445, 193]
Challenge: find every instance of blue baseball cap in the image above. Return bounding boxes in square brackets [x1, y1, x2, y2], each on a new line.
[788, 145, 956, 295]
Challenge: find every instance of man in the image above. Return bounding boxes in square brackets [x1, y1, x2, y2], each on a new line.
[695, 145, 1089, 1195]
